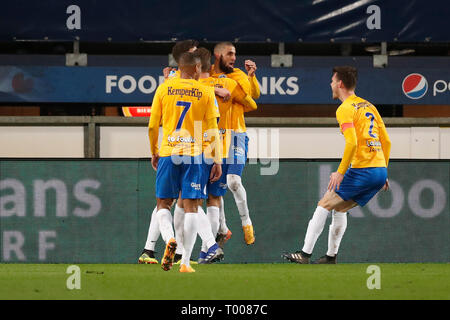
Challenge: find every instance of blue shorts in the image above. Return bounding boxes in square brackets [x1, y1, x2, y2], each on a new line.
[201, 157, 229, 198]
[335, 167, 388, 207]
[155, 155, 205, 199]
[225, 132, 249, 177]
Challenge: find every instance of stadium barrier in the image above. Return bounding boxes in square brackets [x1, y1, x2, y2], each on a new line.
[1, 116, 450, 158]
[0, 159, 448, 263]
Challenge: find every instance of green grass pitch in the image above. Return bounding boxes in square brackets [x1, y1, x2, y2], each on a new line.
[0, 263, 448, 300]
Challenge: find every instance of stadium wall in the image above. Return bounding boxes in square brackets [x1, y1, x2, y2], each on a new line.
[1, 125, 450, 159]
[0, 159, 448, 264]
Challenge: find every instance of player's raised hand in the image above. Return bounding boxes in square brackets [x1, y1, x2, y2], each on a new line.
[245, 60, 257, 77]
[328, 171, 344, 192]
[215, 87, 231, 102]
[163, 67, 175, 80]
[209, 163, 222, 182]
[151, 154, 160, 171]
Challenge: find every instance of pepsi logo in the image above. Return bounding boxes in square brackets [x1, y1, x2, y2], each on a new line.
[402, 73, 428, 99]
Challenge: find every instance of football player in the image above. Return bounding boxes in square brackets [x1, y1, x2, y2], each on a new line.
[283, 66, 391, 264]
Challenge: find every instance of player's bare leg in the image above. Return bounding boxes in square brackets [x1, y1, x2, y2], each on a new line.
[318, 191, 357, 212]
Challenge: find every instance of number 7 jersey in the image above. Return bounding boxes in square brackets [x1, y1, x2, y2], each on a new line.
[336, 94, 390, 168]
[149, 77, 220, 157]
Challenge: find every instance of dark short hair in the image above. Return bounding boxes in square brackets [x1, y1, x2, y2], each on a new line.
[178, 52, 200, 67]
[214, 41, 234, 54]
[172, 40, 199, 63]
[332, 66, 358, 90]
[193, 47, 211, 73]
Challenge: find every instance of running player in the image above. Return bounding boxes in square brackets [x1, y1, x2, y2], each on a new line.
[211, 42, 260, 246]
[283, 66, 391, 264]
[148, 52, 223, 273]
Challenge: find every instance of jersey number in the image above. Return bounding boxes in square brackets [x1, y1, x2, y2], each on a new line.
[365, 112, 377, 138]
[175, 101, 192, 130]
